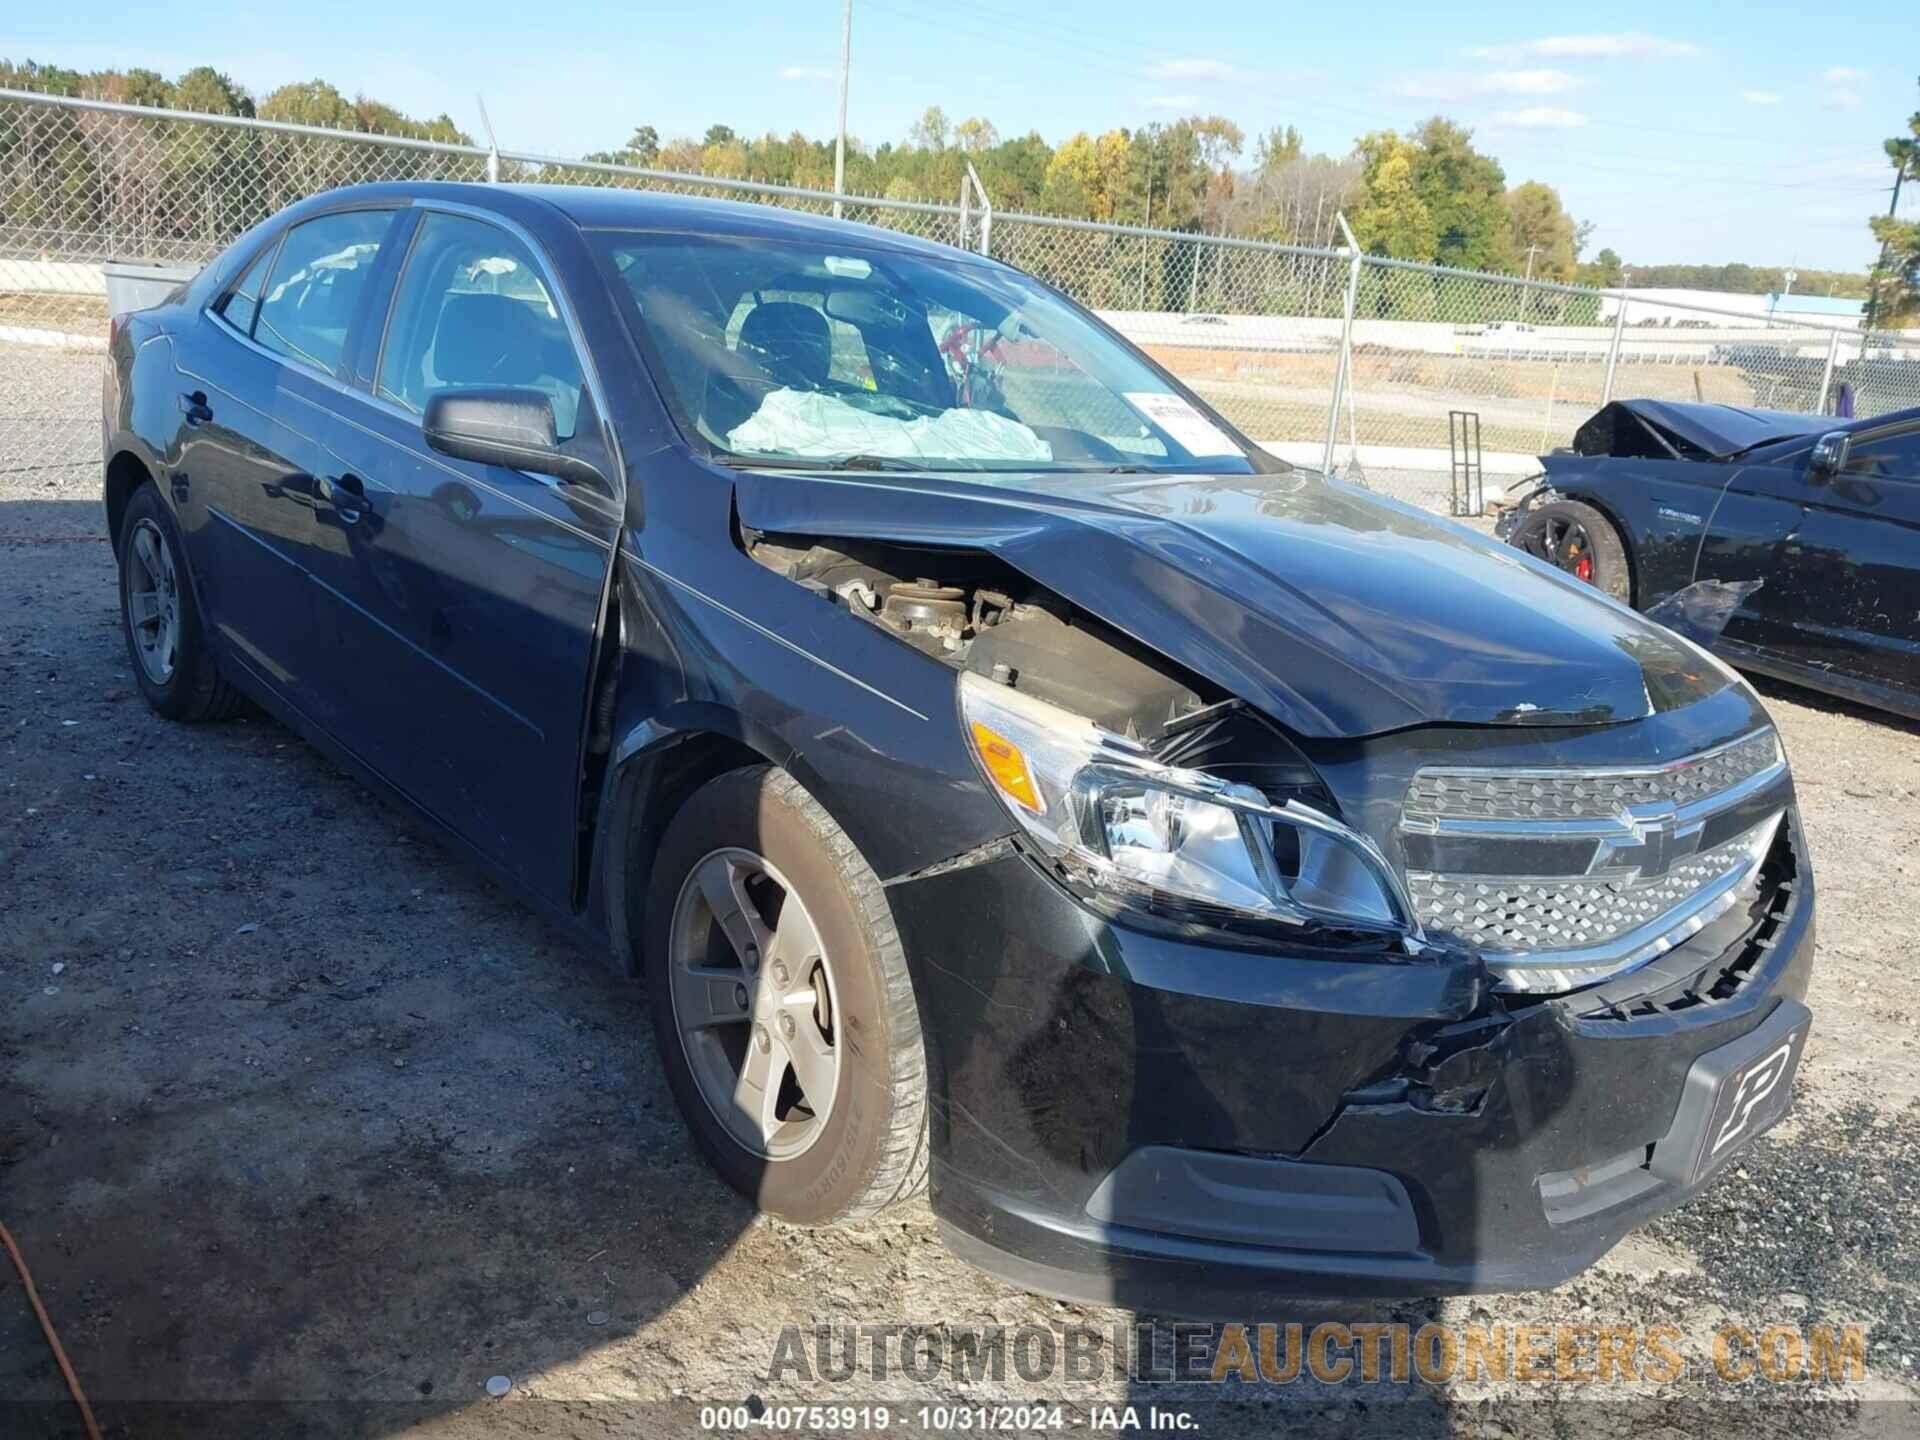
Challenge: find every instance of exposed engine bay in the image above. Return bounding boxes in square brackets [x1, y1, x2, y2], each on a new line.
[746, 531, 1208, 736]
[744, 530, 1337, 811]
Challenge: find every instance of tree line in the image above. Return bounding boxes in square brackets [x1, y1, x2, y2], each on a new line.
[0, 58, 1881, 310]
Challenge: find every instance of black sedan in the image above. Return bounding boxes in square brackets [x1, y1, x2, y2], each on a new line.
[1501, 398, 1920, 719]
[105, 183, 1813, 1312]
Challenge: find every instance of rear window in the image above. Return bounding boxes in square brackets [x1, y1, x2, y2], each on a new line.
[253, 210, 393, 374]
[219, 245, 274, 336]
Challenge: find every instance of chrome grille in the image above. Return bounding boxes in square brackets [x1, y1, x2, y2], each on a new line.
[1404, 730, 1782, 825]
[1399, 729, 1789, 993]
[1408, 820, 1773, 954]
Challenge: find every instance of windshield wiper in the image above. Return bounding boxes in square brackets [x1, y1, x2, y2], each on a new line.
[824, 453, 928, 471]
[717, 452, 929, 473]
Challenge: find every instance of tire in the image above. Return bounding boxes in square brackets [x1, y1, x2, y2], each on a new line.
[645, 765, 929, 1225]
[1511, 498, 1632, 604]
[117, 482, 247, 722]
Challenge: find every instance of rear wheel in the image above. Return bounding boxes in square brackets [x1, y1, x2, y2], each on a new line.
[117, 482, 246, 722]
[644, 765, 929, 1225]
[1511, 499, 1632, 604]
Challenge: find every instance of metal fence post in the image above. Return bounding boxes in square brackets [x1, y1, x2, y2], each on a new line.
[476, 94, 501, 183]
[1322, 213, 1362, 479]
[1601, 299, 1628, 404]
[965, 162, 992, 257]
[1817, 330, 1841, 414]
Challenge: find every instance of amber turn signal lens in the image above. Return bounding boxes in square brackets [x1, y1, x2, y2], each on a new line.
[970, 720, 1044, 815]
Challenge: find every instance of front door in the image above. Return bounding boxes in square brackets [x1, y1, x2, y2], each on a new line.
[1698, 422, 1920, 697]
[1775, 420, 1920, 693]
[297, 207, 621, 901]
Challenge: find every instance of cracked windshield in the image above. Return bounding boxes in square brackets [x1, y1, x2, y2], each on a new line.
[595, 233, 1262, 473]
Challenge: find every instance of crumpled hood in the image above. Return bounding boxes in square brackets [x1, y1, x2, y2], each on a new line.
[733, 467, 1726, 738]
[1572, 399, 1830, 459]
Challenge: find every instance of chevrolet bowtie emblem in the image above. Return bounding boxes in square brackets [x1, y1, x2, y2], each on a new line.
[1587, 806, 1705, 882]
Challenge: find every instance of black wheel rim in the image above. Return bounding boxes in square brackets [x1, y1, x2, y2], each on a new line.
[1525, 515, 1596, 585]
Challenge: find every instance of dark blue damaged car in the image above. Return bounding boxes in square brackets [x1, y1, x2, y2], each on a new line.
[103, 183, 1814, 1314]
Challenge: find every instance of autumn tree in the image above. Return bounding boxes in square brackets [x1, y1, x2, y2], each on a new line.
[1505, 181, 1578, 282]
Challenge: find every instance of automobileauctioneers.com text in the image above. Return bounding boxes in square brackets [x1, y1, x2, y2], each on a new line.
[762, 1319, 1867, 1388]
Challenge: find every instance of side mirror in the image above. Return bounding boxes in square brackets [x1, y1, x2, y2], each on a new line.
[423, 388, 606, 488]
[1807, 430, 1851, 483]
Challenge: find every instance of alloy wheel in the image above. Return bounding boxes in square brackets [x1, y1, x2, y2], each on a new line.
[126, 517, 181, 684]
[1526, 514, 1596, 584]
[668, 848, 842, 1161]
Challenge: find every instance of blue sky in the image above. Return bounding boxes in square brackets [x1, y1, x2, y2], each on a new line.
[3, 1, 1913, 271]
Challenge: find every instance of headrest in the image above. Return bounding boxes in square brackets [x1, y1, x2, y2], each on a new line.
[737, 301, 832, 389]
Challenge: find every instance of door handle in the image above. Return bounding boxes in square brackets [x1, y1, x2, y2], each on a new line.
[317, 472, 367, 524]
[178, 390, 213, 426]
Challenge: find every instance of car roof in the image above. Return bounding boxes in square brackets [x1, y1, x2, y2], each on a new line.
[300, 180, 990, 265]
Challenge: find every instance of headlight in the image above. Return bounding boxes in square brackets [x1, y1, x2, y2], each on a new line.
[959, 672, 1418, 937]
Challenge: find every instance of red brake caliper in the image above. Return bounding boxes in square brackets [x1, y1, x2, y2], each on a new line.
[1575, 554, 1594, 583]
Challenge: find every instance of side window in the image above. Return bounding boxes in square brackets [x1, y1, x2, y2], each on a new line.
[253, 210, 392, 374]
[218, 244, 274, 336]
[1845, 428, 1920, 482]
[377, 212, 586, 442]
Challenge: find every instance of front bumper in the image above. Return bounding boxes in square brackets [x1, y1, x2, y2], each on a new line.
[889, 814, 1814, 1313]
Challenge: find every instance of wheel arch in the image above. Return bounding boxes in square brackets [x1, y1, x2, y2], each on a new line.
[104, 447, 157, 551]
[592, 717, 786, 978]
[1567, 488, 1640, 608]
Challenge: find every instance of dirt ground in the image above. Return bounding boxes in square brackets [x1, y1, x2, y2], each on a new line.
[5, 463, 1920, 1440]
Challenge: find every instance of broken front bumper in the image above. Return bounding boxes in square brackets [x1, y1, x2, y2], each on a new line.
[889, 814, 1814, 1312]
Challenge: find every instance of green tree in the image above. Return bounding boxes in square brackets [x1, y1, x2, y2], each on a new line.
[1576, 247, 1625, 288]
[173, 66, 252, 117]
[1408, 117, 1512, 271]
[1505, 180, 1578, 282]
[1351, 134, 1436, 261]
[953, 116, 998, 153]
[908, 106, 950, 152]
[1867, 77, 1919, 325]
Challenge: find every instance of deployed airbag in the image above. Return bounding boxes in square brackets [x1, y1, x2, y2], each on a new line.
[728, 388, 1054, 464]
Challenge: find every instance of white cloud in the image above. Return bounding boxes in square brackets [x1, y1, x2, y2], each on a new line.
[1468, 32, 1700, 63]
[1742, 89, 1783, 105]
[1487, 107, 1588, 130]
[1143, 57, 1237, 83]
[1391, 68, 1579, 101]
[1146, 94, 1203, 110]
[778, 64, 835, 82]
[1817, 67, 1865, 111]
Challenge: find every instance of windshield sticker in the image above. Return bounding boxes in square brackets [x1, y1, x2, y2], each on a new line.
[1124, 392, 1240, 457]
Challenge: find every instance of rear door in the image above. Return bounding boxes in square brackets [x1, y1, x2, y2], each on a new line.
[295, 205, 621, 899]
[171, 208, 400, 716]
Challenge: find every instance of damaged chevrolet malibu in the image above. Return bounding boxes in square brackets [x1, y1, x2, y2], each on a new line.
[103, 183, 1813, 1313]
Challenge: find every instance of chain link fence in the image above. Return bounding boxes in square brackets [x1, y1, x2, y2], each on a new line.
[5, 86, 1918, 511]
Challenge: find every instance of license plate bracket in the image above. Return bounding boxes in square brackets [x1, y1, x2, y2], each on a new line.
[1650, 999, 1810, 1189]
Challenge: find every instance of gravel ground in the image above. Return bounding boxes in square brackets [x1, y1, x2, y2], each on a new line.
[4, 458, 1920, 1440]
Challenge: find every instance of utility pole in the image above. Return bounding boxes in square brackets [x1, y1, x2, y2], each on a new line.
[1140, 126, 1156, 309]
[832, 0, 853, 221]
[1520, 244, 1539, 323]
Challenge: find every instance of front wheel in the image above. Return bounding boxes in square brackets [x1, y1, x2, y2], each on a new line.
[644, 765, 929, 1225]
[1510, 498, 1632, 604]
